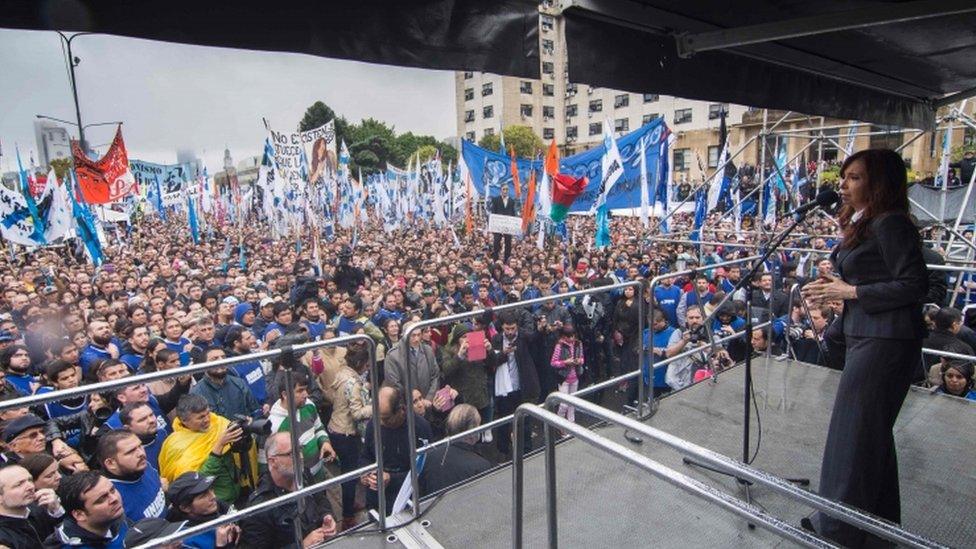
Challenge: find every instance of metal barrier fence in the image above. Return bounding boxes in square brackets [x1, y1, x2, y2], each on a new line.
[511, 393, 948, 549]
[0, 333, 389, 542]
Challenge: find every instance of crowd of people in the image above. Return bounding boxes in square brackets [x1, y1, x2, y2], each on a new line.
[0, 184, 971, 548]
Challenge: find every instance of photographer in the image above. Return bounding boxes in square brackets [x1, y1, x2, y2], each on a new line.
[158, 394, 258, 506]
[333, 246, 365, 296]
[664, 308, 711, 391]
[789, 304, 831, 366]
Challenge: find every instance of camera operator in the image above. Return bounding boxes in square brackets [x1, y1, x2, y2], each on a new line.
[158, 394, 258, 506]
[789, 304, 831, 366]
[664, 308, 712, 391]
[333, 246, 365, 296]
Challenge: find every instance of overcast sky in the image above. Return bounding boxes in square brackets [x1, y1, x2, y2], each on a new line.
[0, 29, 455, 173]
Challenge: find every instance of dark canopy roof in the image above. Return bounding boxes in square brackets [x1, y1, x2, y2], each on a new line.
[562, 0, 976, 129]
[5, 0, 975, 129]
[1, 0, 541, 80]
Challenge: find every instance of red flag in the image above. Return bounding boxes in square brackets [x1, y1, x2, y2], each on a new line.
[72, 127, 135, 204]
[544, 139, 559, 176]
[509, 146, 521, 199]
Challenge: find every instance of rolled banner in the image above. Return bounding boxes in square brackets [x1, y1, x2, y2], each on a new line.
[550, 173, 588, 223]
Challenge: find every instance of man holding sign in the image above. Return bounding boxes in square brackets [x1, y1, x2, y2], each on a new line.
[489, 184, 519, 263]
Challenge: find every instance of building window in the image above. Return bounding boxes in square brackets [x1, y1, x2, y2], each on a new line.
[614, 94, 630, 108]
[673, 148, 690, 171]
[870, 125, 902, 150]
[708, 103, 728, 119]
[464, 88, 474, 101]
[484, 127, 494, 137]
[542, 106, 555, 119]
[543, 83, 555, 97]
[566, 83, 578, 96]
[643, 93, 659, 103]
[541, 15, 554, 32]
[674, 108, 693, 124]
[707, 146, 720, 168]
[614, 118, 629, 133]
[642, 113, 660, 124]
[543, 128, 555, 140]
[520, 81, 533, 94]
[542, 39, 555, 55]
[465, 131, 476, 141]
[542, 61, 554, 74]
[589, 122, 602, 136]
[566, 126, 578, 139]
[482, 82, 493, 97]
[520, 104, 533, 117]
[566, 104, 578, 117]
[463, 71, 474, 79]
[464, 110, 474, 123]
[483, 105, 494, 119]
[589, 99, 603, 113]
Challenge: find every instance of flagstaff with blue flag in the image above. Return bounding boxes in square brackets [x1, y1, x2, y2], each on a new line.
[15, 146, 46, 244]
[67, 170, 103, 266]
[187, 195, 200, 244]
[689, 187, 707, 244]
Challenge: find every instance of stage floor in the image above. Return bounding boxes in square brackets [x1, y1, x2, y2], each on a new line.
[332, 358, 975, 548]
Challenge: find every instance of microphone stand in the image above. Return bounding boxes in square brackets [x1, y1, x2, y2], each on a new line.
[682, 207, 815, 523]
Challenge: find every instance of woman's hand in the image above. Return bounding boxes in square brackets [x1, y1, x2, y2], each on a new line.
[802, 273, 857, 302]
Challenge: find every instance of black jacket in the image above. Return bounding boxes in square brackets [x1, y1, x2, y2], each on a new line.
[921, 246, 947, 306]
[489, 196, 518, 216]
[238, 473, 332, 549]
[43, 517, 127, 548]
[0, 505, 61, 549]
[753, 289, 789, 318]
[832, 212, 928, 340]
[360, 415, 433, 511]
[490, 331, 541, 403]
[421, 441, 494, 495]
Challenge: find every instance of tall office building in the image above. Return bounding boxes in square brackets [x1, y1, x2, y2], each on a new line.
[33, 120, 72, 169]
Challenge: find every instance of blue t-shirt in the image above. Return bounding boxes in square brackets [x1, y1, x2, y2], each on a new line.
[119, 352, 143, 372]
[163, 338, 192, 366]
[37, 386, 87, 447]
[233, 359, 267, 404]
[112, 467, 166, 522]
[303, 319, 327, 340]
[79, 344, 112, 377]
[5, 372, 36, 396]
[654, 286, 682, 327]
[106, 395, 170, 435]
[645, 327, 676, 388]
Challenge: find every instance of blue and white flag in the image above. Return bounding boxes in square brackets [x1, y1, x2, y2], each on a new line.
[15, 146, 46, 244]
[594, 118, 624, 212]
[68, 171, 103, 265]
[42, 170, 73, 243]
[844, 123, 858, 157]
[689, 187, 707, 243]
[187, 194, 200, 244]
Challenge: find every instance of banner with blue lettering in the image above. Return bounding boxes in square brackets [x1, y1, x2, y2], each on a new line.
[461, 119, 668, 212]
[129, 160, 194, 206]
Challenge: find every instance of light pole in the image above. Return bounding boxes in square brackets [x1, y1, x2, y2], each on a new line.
[56, 31, 95, 154]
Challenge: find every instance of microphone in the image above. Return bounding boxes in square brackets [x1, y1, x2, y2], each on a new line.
[789, 189, 839, 219]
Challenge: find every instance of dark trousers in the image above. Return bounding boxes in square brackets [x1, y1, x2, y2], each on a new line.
[492, 233, 512, 263]
[328, 429, 361, 518]
[494, 390, 528, 456]
[813, 335, 919, 548]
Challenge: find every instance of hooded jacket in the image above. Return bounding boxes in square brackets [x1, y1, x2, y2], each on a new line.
[0, 505, 61, 549]
[43, 516, 127, 549]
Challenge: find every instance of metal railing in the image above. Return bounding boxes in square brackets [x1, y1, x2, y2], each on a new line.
[510, 404, 833, 549]
[0, 333, 389, 541]
[526, 393, 947, 549]
[398, 279, 647, 519]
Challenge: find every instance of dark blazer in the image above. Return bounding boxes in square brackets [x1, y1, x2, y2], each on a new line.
[921, 246, 947, 306]
[491, 330, 540, 403]
[754, 289, 789, 318]
[832, 212, 928, 340]
[421, 441, 494, 495]
[489, 196, 518, 216]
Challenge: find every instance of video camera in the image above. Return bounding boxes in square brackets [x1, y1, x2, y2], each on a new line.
[229, 414, 272, 453]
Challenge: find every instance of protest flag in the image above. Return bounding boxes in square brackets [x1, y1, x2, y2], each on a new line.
[71, 127, 135, 204]
[521, 169, 536, 233]
[187, 194, 200, 244]
[550, 173, 587, 223]
[509, 146, 521, 199]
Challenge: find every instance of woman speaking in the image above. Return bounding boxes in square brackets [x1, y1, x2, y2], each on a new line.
[802, 149, 928, 547]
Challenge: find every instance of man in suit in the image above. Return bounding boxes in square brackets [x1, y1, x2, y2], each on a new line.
[490, 311, 540, 457]
[489, 184, 518, 263]
[754, 272, 788, 318]
[421, 405, 493, 495]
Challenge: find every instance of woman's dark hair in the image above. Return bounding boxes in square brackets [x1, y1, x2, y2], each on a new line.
[139, 338, 166, 373]
[940, 360, 975, 395]
[20, 452, 56, 481]
[838, 149, 910, 249]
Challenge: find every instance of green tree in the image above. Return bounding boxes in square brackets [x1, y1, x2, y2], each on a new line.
[414, 145, 439, 164]
[477, 125, 543, 157]
[49, 158, 73, 181]
[298, 101, 349, 145]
